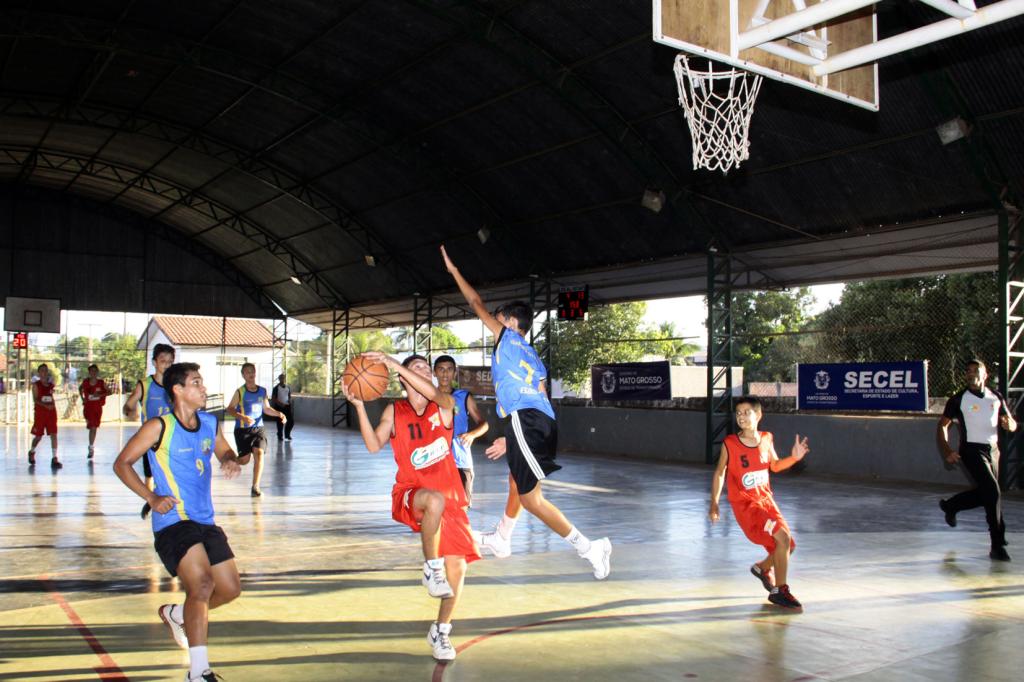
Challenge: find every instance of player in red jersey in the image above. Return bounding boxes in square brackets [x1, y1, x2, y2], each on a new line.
[709, 396, 809, 610]
[79, 364, 110, 460]
[29, 364, 61, 469]
[346, 352, 479, 662]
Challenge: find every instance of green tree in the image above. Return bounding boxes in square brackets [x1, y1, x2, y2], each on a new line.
[731, 288, 814, 382]
[807, 273, 997, 396]
[642, 321, 700, 365]
[551, 302, 657, 393]
[96, 333, 146, 386]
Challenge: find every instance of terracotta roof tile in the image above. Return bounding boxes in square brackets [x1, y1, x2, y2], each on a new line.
[152, 316, 277, 348]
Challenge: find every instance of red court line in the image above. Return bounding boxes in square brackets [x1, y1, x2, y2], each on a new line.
[39, 573, 128, 682]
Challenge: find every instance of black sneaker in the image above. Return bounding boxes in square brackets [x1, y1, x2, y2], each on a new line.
[768, 584, 803, 610]
[939, 499, 957, 527]
[251, 487, 262, 497]
[141, 502, 151, 519]
[185, 670, 222, 681]
[750, 564, 774, 592]
[50, 458, 63, 470]
[28, 451, 36, 465]
[990, 547, 1012, 562]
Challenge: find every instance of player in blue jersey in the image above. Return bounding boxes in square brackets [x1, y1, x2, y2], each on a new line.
[226, 362, 287, 497]
[441, 246, 612, 579]
[123, 343, 176, 519]
[433, 355, 489, 506]
[113, 362, 243, 682]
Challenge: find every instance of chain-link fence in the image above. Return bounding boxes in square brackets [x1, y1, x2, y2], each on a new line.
[735, 272, 998, 410]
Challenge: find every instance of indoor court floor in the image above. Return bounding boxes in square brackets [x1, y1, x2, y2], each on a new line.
[1, 422, 1022, 682]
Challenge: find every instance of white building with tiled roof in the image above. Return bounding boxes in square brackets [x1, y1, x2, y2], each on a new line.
[137, 315, 279, 402]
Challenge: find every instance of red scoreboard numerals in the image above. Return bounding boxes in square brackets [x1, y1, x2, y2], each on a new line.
[12, 332, 28, 349]
[557, 286, 589, 321]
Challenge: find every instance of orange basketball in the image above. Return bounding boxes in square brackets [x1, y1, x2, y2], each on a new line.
[342, 357, 390, 402]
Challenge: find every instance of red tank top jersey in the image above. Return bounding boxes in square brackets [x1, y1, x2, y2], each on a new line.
[390, 400, 467, 507]
[80, 379, 108, 406]
[724, 432, 775, 501]
[34, 380, 55, 409]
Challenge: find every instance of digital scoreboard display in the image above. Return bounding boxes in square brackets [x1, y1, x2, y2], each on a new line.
[12, 332, 28, 349]
[558, 285, 588, 320]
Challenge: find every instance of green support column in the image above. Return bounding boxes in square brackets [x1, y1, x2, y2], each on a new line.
[706, 248, 734, 464]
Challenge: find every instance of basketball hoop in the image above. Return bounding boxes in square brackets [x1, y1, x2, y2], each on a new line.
[673, 54, 762, 174]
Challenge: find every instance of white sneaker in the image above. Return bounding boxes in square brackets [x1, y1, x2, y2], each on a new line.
[427, 622, 456, 661]
[422, 561, 454, 598]
[579, 537, 612, 580]
[477, 528, 512, 558]
[158, 604, 188, 649]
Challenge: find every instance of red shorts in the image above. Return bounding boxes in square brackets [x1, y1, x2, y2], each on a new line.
[729, 493, 795, 554]
[391, 485, 480, 563]
[83, 404, 103, 429]
[31, 409, 58, 436]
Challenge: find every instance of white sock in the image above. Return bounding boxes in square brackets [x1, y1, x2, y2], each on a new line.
[497, 514, 518, 539]
[188, 645, 209, 679]
[426, 558, 445, 571]
[564, 526, 591, 554]
[438, 622, 452, 635]
[171, 603, 184, 625]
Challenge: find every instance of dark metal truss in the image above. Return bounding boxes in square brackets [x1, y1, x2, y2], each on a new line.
[0, 144, 340, 312]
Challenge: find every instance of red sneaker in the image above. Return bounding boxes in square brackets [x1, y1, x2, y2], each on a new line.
[768, 584, 802, 610]
[750, 564, 774, 592]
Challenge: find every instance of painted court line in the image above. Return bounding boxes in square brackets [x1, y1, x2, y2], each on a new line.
[39, 573, 128, 682]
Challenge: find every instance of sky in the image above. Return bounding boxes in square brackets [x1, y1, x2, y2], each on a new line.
[2, 282, 847, 348]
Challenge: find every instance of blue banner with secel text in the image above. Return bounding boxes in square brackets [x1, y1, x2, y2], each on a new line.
[797, 361, 928, 411]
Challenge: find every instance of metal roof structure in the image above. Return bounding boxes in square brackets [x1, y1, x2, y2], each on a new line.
[1, 1, 1021, 328]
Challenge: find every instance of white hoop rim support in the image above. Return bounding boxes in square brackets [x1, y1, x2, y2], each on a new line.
[673, 54, 763, 174]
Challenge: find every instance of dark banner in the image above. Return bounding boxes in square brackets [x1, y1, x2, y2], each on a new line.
[797, 361, 928, 411]
[591, 361, 671, 401]
[457, 366, 494, 396]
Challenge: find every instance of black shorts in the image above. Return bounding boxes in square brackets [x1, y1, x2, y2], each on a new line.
[234, 426, 267, 456]
[504, 409, 561, 495]
[154, 520, 234, 577]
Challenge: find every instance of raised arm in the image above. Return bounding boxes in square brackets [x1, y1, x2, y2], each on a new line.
[440, 245, 504, 337]
[769, 433, 809, 473]
[345, 381, 394, 453]
[361, 351, 455, 410]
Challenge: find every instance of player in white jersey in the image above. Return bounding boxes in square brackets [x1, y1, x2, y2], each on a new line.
[937, 359, 1016, 561]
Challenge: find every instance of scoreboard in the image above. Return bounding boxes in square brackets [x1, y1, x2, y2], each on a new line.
[12, 332, 28, 349]
[557, 285, 588, 320]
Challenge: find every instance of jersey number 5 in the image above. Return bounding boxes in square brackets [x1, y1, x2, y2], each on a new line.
[740, 454, 750, 468]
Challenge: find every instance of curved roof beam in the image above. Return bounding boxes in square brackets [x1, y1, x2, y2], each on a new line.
[0, 144, 349, 311]
[0, 7, 519, 275]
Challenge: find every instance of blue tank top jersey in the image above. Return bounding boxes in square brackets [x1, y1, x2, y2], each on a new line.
[451, 389, 473, 469]
[139, 375, 172, 423]
[234, 385, 268, 428]
[149, 411, 219, 532]
[492, 327, 555, 419]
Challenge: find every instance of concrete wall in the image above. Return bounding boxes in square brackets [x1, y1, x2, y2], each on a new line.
[294, 395, 971, 486]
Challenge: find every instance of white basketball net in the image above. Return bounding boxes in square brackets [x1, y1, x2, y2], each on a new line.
[673, 54, 763, 174]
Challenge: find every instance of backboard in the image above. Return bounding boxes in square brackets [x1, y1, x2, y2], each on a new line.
[654, 0, 878, 110]
[4, 296, 61, 333]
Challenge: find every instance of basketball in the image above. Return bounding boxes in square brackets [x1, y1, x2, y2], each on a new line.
[342, 356, 390, 402]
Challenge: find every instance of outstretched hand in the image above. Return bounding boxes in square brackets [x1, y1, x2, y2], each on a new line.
[791, 434, 810, 461]
[440, 245, 458, 274]
[485, 436, 507, 461]
[360, 351, 398, 369]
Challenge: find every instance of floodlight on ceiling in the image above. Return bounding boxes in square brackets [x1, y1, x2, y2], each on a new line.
[477, 226, 490, 244]
[641, 188, 666, 213]
[289, 274, 302, 285]
[365, 254, 376, 267]
[936, 117, 971, 145]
